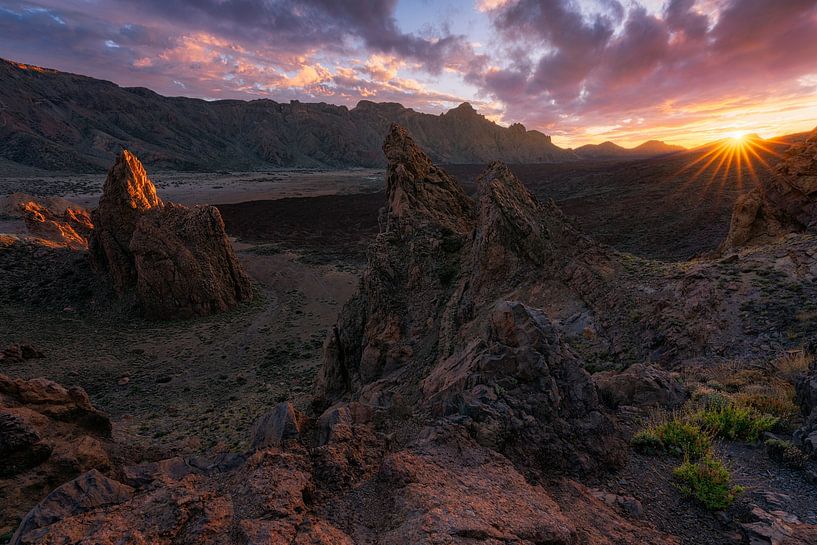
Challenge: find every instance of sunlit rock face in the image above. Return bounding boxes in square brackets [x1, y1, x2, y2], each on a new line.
[89, 150, 252, 319]
[720, 127, 817, 251]
[19, 201, 92, 249]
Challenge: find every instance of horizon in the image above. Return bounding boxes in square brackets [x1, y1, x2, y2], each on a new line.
[1, 0, 816, 149]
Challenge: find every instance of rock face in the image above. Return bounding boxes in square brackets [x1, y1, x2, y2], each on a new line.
[594, 363, 688, 410]
[0, 374, 114, 537]
[89, 150, 252, 318]
[0, 58, 575, 172]
[720, 128, 817, 251]
[19, 200, 92, 249]
[794, 362, 817, 456]
[318, 124, 624, 474]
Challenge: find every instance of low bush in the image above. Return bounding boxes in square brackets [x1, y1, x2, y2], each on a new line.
[692, 402, 778, 442]
[632, 416, 712, 459]
[673, 455, 744, 511]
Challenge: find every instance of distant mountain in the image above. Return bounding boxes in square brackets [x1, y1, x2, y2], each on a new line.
[0, 58, 576, 173]
[575, 139, 685, 160]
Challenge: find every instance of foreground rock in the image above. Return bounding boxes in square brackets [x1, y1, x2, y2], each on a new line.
[720, 127, 817, 251]
[0, 374, 114, 537]
[319, 126, 625, 474]
[89, 150, 252, 318]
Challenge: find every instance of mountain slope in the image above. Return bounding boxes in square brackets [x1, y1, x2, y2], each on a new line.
[575, 139, 684, 160]
[0, 58, 575, 172]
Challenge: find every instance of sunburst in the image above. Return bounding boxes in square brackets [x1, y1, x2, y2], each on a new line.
[674, 132, 785, 203]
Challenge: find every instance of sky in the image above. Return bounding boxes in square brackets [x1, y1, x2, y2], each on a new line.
[1, 0, 816, 148]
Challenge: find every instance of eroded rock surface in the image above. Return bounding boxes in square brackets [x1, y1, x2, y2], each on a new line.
[89, 150, 252, 318]
[721, 128, 817, 251]
[0, 374, 114, 537]
[318, 124, 625, 474]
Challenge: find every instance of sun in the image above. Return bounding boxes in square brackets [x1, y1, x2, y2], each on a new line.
[726, 130, 747, 142]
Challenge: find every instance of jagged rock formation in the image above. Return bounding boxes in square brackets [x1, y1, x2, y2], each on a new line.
[0, 193, 92, 248]
[0, 374, 114, 538]
[0, 58, 575, 172]
[318, 124, 625, 474]
[720, 127, 817, 251]
[89, 150, 253, 318]
[20, 201, 92, 249]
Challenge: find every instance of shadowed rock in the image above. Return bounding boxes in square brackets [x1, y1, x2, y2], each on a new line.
[0, 375, 114, 538]
[720, 128, 817, 251]
[318, 125, 625, 474]
[90, 150, 252, 319]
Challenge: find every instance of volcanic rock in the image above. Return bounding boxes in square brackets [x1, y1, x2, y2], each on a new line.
[250, 402, 306, 449]
[0, 374, 114, 538]
[18, 200, 92, 249]
[318, 125, 624, 474]
[0, 343, 44, 363]
[89, 150, 252, 318]
[594, 363, 688, 410]
[129, 202, 254, 319]
[720, 128, 817, 251]
[794, 361, 817, 456]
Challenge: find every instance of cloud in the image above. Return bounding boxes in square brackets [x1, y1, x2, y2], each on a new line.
[470, 0, 817, 145]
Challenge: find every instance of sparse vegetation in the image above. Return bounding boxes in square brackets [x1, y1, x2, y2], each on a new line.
[673, 455, 744, 511]
[692, 400, 778, 442]
[633, 415, 712, 459]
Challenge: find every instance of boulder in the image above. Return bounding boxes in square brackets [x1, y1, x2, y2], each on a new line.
[250, 402, 306, 449]
[594, 363, 688, 410]
[89, 150, 252, 318]
[10, 470, 133, 545]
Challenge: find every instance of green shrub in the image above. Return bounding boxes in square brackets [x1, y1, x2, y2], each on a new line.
[632, 417, 712, 459]
[692, 402, 778, 441]
[673, 455, 744, 510]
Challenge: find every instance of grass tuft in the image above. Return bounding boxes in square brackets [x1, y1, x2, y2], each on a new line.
[633, 416, 712, 459]
[673, 455, 744, 511]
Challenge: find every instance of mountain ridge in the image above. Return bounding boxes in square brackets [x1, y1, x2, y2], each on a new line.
[574, 139, 685, 159]
[0, 57, 576, 172]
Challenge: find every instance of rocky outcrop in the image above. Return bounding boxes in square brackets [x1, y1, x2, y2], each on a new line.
[11, 405, 674, 545]
[89, 150, 252, 318]
[19, 201, 92, 249]
[0, 374, 114, 538]
[318, 124, 624, 474]
[720, 128, 817, 251]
